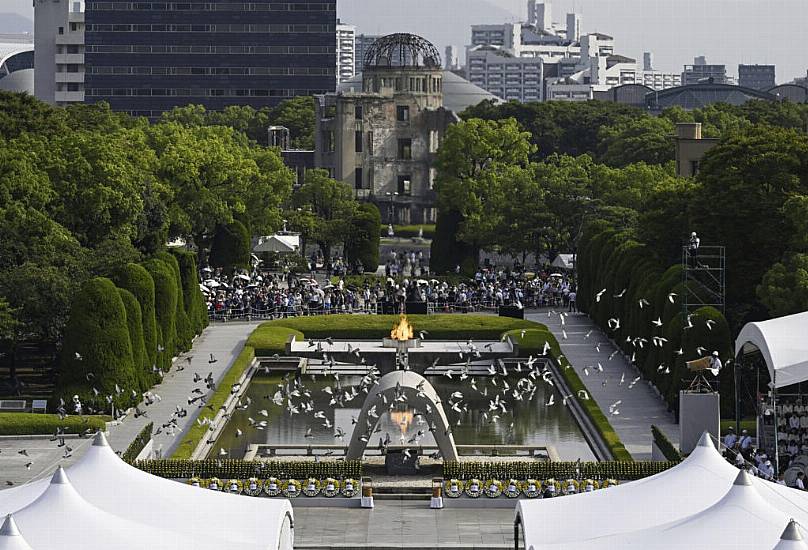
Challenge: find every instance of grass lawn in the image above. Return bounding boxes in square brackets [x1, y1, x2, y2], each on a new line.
[720, 418, 757, 437]
[0, 413, 109, 435]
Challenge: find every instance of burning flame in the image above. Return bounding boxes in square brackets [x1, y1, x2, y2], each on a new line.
[391, 409, 414, 434]
[390, 314, 414, 341]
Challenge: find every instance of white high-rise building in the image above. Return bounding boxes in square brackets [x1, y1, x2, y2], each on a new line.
[527, 0, 552, 32]
[565, 13, 581, 42]
[336, 22, 356, 85]
[466, 46, 543, 102]
[34, 0, 85, 105]
[445, 45, 460, 71]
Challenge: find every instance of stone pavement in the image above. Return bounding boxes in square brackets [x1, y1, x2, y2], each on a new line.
[292, 500, 515, 549]
[0, 435, 94, 486]
[106, 321, 261, 456]
[528, 310, 680, 459]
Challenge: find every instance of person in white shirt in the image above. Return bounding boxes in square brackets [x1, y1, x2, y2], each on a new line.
[723, 428, 738, 450]
[790, 414, 801, 430]
[797, 472, 806, 491]
[800, 414, 808, 429]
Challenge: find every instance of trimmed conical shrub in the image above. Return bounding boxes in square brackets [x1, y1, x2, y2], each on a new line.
[112, 263, 158, 377]
[117, 287, 151, 390]
[142, 258, 178, 371]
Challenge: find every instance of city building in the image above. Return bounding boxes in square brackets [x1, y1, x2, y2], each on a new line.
[673, 122, 719, 178]
[83, 0, 336, 118]
[647, 81, 776, 111]
[0, 41, 34, 95]
[682, 57, 730, 85]
[466, 45, 543, 102]
[444, 45, 460, 71]
[639, 70, 681, 91]
[738, 64, 775, 90]
[34, 0, 86, 105]
[315, 34, 462, 225]
[354, 34, 381, 75]
[336, 21, 356, 85]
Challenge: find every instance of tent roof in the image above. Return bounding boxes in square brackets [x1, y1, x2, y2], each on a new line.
[0, 432, 293, 550]
[551, 254, 575, 270]
[254, 234, 300, 253]
[735, 311, 808, 388]
[518, 433, 808, 549]
[0, 515, 33, 550]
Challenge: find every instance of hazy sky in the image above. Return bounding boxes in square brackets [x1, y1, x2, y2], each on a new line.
[5, 0, 808, 82]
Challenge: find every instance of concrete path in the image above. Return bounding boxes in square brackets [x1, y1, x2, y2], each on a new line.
[527, 310, 679, 460]
[292, 501, 514, 549]
[106, 321, 262, 456]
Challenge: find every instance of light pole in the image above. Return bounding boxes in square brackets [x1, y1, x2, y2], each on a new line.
[385, 191, 398, 225]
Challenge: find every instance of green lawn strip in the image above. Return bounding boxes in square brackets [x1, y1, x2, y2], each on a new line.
[172, 345, 256, 459]
[505, 328, 633, 461]
[0, 413, 109, 435]
[381, 224, 436, 239]
[250, 314, 536, 354]
[652, 424, 682, 461]
[720, 418, 757, 437]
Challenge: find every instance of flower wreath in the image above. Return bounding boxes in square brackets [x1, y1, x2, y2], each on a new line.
[484, 479, 503, 498]
[504, 479, 521, 499]
[206, 477, 222, 491]
[341, 478, 359, 497]
[444, 479, 464, 498]
[225, 479, 243, 494]
[464, 478, 483, 498]
[602, 478, 618, 489]
[282, 479, 301, 498]
[243, 477, 263, 496]
[302, 477, 321, 497]
[542, 478, 561, 497]
[322, 478, 340, 497]
[582, 479, 600, 492]
[187, 477, 202, 488]
[562, 478, 579, 495]
[522, 479, 541, 498]
[264, 477, 282, 497]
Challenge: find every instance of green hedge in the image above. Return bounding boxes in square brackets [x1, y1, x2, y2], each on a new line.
[443, 460, 677, 481]
[246, 326, 305, 356]
[171, 248, 208, 335]
[383, 224, 436, 239]
[0, 413, 108, 435]
[112, 263, 159, 379]
[345, 202, 381, 272]
[172, 345, 257, 459]
[142, 258, 178, 371]
[209, 220, 251, 271]
[57, 277, 139, 409]
[122, 422, 153, 462]
[134, 458, 362, 479]
[117, 287, 151, 390]
[504, 328, 633, 461]
[156, 251, 193, 351]
[652, 425, 681, 461]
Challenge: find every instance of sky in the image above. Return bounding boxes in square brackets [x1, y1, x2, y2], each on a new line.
[4, 0, 807, 82]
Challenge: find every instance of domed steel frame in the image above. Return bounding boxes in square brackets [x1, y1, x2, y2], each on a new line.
[364, 33, 442, 69]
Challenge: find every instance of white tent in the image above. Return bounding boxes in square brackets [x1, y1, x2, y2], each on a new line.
[0, 515, 33, 550]
[0, 433, 294, 550]
[517, 433, 808, 549]
[735, 311, 808, 388]
[775, 521, 808, 550]
[551, 254, 576, 270]
[253, 234, 300, 254]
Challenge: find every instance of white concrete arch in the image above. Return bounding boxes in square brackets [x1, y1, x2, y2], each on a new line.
[346, 370, 458, 461]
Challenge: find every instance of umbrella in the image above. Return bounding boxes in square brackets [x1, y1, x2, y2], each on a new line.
[201, 266, 213, 273]
[199, 284, 211, 294]
[255, 275, 263, 282]
[246, 283, 258, 289]
[323, 284, 334, 290]
[386, 277, 395, 285]
[416, 279, 428, 285]
[235, 273, 251, 282]
[430, 279, 439, 284]
[549, 273, 564, 278]
[204, 279, 220, 288]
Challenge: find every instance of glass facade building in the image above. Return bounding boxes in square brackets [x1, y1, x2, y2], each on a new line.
[84, 0, 336, 117]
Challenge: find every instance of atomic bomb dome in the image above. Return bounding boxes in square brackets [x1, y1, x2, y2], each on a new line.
[363, 33, 442, 69]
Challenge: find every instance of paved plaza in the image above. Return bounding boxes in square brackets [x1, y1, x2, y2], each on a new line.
[292, 500, 515, 549]
[530, 310, 680, 459]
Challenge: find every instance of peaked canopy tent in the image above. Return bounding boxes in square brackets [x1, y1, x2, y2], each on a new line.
[516, 433, 808, 550]
[550, 254, 576, 271]
[0, 432, 294, 550]
[253, 234, 300, 254]
[735, 311, 808, 389]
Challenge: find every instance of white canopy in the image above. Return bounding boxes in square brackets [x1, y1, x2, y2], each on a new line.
[517, 433, 808, 549]
[0, 432, 294, 550]
[735, 311, 808, 388]
[551, 254, 575, 270]
[0, 515, 33, 550]
[253, 234, 300, 254]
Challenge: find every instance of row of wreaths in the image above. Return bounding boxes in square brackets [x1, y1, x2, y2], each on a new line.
[443, 478, 619, 498]
[188, 477, 360, 497]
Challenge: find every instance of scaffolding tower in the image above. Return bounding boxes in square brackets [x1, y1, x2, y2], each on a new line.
[682, 245, 726, 316]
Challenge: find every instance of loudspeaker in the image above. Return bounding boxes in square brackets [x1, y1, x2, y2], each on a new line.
[499, 305, 524, 319]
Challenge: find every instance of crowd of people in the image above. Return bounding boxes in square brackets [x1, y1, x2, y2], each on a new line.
[199, 260, 578, 321]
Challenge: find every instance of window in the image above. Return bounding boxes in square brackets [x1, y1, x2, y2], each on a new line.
[355, 104, 363, 120]
[70, 22, 78, 31]
[690, 160, 700, 175]
[355, 131, 363, 153]
[367, 131, 373, 155]
[355, 168, 363, 189]
[58, 26, 64, 35]
[398, 139, 412, 160]
[67, 45, 79, 54]
[429, 130, 439, 153]
[429, 168, 436, 190]
[398, 175, 412, 195]
[396, 105, 410, 122]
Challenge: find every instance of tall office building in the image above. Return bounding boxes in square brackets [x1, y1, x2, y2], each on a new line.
[84, 0, 336, 117]
[336, 21, 356, 85]
[565, 13, 580, 41]
[682, 57, 729, 85]
[738, 64, 775, 90]
[355, 34, 380, 75]
[34, 0, 86, 105]
[445, 45, 460, 71]
[527, 0, 552, 32]
[643, 51, 654, 71]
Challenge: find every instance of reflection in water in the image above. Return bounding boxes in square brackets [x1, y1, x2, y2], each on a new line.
[214, 375, 595, 460]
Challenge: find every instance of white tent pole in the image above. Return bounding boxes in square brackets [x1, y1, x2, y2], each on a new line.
[774, 370, 780, 476]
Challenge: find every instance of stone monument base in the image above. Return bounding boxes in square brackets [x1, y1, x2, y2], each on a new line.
[385, 449, 420, 475]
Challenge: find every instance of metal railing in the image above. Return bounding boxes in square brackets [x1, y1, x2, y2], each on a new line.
[244, 443, 553, 460]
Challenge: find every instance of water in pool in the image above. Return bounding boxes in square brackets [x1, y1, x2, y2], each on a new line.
[213, 373, 595, 460]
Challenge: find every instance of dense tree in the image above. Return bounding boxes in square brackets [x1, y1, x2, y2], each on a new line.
[208, 220, 251, 271]
[141, 258, 178, 371]
[344, 203, 381, 273]
[757, 254, 808, 317]
[597, 117, 675, 167]
[269, 96, 316, 149]
[292, 169, 357, 263]
[112, 263, 158, 376]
